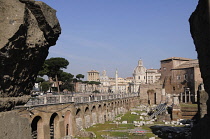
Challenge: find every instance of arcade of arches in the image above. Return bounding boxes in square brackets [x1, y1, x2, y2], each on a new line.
[19, 97, 139, 139]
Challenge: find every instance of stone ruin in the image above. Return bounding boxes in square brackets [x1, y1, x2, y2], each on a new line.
[0, 0, 61, 111]
[189, 0, 210, 138]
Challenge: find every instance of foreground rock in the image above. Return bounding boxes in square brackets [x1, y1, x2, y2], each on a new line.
[0, 0, 61, 110]
[189, 0, 210, 138]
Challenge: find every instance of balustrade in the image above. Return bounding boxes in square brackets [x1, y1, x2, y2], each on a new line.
[25, 93, 138, 106]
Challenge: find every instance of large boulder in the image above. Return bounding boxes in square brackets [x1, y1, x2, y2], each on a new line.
[189, 0, 210, 138]
[0, 0, 61, 97]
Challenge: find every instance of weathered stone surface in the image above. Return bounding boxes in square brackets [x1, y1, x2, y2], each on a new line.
[0, 0, 61, 97]
[0, 96, 30, 111]
[189, 0, 210, 138]
[0, 111, 31, 139]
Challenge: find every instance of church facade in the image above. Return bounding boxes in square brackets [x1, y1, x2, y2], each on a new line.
[130, 59, 161, 93]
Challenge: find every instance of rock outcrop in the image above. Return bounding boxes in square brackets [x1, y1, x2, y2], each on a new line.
[0, 0, 61, 98]
[189, 0, 210, 138]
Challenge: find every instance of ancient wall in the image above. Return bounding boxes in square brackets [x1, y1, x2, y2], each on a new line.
[0, 111, 32, 139]
[15, 97, 139, 139]
[139, 83, 162, 104]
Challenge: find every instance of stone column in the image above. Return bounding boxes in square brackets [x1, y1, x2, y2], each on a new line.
[115, 69, 118, 94]
[189, 90, 191, 103]
[180, 93, 183, 103]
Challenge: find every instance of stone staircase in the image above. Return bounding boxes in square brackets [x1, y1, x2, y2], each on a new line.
[180, 104, 198, 120]
[149, 103, 167, 119]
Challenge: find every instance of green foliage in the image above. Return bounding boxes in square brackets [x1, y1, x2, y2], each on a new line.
[80, 109, 161, 139]
[73, 78, 78, 83]
[76, 74, 85, 80]
[92, 90, 100, 93]
[88, 81, 101, 85]
[82, 81, 89, 84]
[58, 71, 74, 82]
[38, 62, 49, 77]
[118, 112, 140, 123]
[60, 82, 74, 91]
[38, 57, 69, 93]
[35, 77, 45, 83]
[41, 81, 50, 92]
[44, 57, 69, 78]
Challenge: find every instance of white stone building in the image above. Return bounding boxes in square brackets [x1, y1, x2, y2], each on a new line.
[131, 59, 161, 93]
[87, 70, 99, 81]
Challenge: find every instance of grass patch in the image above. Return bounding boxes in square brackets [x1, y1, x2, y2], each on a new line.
[180, 103, 197, 108]
[81, 109, 160, 139]
[119, 112, 140, 123]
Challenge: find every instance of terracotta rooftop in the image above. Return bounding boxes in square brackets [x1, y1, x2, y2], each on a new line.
[172, 59, 199, 69]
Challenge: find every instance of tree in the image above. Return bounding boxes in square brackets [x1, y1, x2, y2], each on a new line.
[76, 74, 85, 81]
[88, 81, 101, 92]
[58, 71, 74, 82]
[58, 71, 74, 92]
[39, 57, 69, 93]
[41, 81, 51, 92]
[35, 77, 45, 83]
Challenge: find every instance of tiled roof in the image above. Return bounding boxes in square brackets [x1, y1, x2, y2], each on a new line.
[161, 57, 193, 62]
[172, 59, 199, 69]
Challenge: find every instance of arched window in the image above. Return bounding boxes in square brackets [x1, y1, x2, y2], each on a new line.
[66, 124, 69, 136]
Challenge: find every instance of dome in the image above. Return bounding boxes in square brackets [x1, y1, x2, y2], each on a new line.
[133, 59, 146, 75]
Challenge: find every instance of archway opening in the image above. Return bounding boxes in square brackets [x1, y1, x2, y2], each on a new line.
[31, 116, 43, 139]
[49, 113, 59, 139]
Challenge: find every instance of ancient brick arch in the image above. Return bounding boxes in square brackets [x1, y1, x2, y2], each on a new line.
[91, 105, 97, 125]
[98, 104, 102, 112]
[84, 106, 91, 128]
[84, 106, 90, 114]
[103, 103, 107, 121]
[75, 108, 81, 117]
[49, 113, 60, 139]
[64, 110, 73, 137]
[19, 97, 140, 138]
[91, 105, 96, 113]
[97, 104, 104, 123]
[31, 116, 43, 139]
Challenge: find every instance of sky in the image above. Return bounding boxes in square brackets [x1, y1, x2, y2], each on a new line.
[41, 0, 199, 79]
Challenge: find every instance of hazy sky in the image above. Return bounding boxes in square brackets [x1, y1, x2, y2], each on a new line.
[41, 0, 198, 79]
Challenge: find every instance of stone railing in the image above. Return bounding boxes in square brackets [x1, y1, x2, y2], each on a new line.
[25, 93, 138, 106]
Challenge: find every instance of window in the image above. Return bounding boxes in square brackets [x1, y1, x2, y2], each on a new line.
[139, 76, 140, 79]
[190, 74, 193, 79]
[184, 74, 187, 80]
[177, 75, 181, 80]
[163, 67, 166, 71]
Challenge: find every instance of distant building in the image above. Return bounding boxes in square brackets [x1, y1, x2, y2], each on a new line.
[160, 57, 203, 103]
[87, 70, 99, 81]
[99, 70, 110, 93]
[131, 59, 161, 92]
